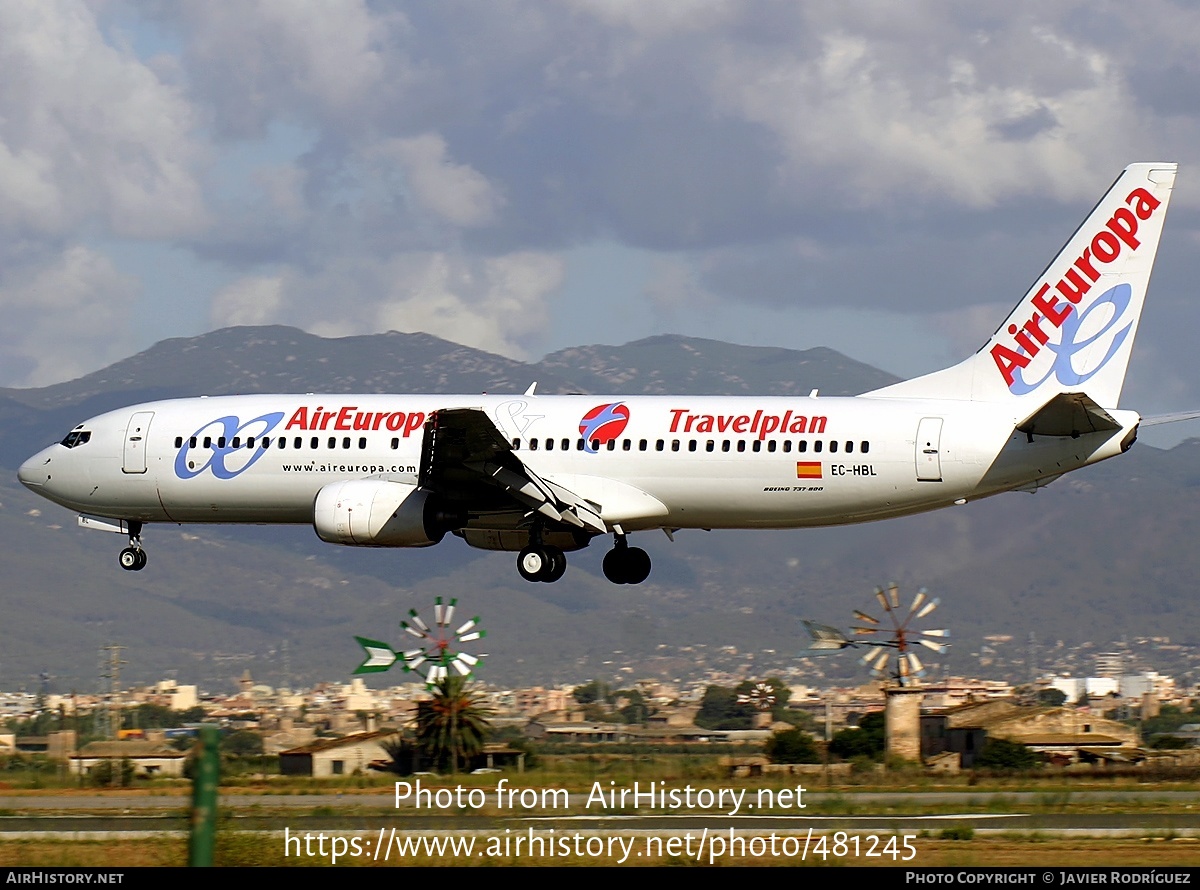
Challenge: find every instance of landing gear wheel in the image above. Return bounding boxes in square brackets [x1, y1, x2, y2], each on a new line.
[518, 546, 549, 582]
[602, 548, 627, 584]
[518, 545, 567, 582]
[603, 545, 651, 584]
[623, 547, 651, 584]
[119, 548, 142, 571]
[544, 547, 567, 583]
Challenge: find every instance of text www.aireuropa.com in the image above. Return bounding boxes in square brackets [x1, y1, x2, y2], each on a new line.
[284, 827, 918, 865]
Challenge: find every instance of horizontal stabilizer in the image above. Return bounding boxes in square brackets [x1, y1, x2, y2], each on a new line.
[1141, 409, 1200, 427]
[1016, 392, 1122, 438]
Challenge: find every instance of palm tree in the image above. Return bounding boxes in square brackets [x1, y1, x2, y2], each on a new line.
[417, 676, 493, 774]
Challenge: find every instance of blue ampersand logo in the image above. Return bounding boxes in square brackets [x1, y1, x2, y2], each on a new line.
[1008, 284, 1133, 395]
[174, 412, 285, 479]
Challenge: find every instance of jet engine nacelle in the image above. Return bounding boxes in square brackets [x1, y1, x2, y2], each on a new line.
[314, 479, 450, 547]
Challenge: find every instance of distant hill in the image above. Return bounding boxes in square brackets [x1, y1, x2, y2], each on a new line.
[1, 327, 1197, 694]
[0, 326, 898, 469]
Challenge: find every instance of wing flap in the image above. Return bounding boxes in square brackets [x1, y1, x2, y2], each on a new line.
[426, 408, 608, 534]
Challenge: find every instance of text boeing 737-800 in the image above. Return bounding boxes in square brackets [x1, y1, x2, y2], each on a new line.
[17, 163, 1193, 585]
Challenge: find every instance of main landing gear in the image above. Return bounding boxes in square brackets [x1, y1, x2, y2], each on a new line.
[514, 527, 651, 585]
[602, 534, 651, 585]
[118, 520, 147, 572]
[517, 544, 567, 583]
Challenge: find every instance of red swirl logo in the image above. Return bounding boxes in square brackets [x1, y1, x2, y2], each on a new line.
[579, 403, 630, 452]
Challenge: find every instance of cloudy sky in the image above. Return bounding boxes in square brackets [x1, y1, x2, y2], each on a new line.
[2, 0, 1199, 433]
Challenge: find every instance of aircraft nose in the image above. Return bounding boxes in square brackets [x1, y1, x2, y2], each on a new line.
[17, 449, 52, 489]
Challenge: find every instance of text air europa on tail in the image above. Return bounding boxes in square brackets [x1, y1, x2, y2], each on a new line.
[990, 186, 1162, 394]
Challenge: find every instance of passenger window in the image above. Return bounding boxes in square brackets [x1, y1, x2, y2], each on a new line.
[639, 439, 648, 451]
[688, 440, 697, 452]
[218, 437, 227, 448]
[656, 439, 664, 451]
[562, 438, 570, 451]
[174, 436, 183, 448]
[861, 441, 870, 454]
[358, 437, 367, 449]
[752, 441, 761, 452]
[190, 437, 197, 448]
[830, 440, 838, 453]
[591, 439, 601, 452]
[671, 440, 680, 452]
[530, 438, 539, 451]
[545, 438, 554, 451]
[393, 438, 401, 450]
[623, 439, 631, 451]
[576, 439, 585, 451]
[845, 440, 854, 453]
[783, 441, 791, 453]
[767, 440, 777, 452]
[737, 441, 746, 452]
[722, 440, 731, 452]
[814, 440, 823, 453]
[310, 437, 318, 449]
[247, 437, 255, 448]
[204, 437, 212, 448]
[232, 437, 241, 448]
[607, 439, 616, 451]
[798, 440, 807, 452]
[706, 440, 714, 452]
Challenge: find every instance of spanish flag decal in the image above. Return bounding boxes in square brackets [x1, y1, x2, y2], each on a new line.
[796, 461, 822, 479]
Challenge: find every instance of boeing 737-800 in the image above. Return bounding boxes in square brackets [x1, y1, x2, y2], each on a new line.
[17, 163, 1188, 585]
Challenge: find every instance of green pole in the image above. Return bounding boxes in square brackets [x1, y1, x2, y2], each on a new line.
[189, 724, 220, 867]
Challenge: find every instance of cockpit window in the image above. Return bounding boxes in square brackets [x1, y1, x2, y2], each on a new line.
[60, 430, 92, 448]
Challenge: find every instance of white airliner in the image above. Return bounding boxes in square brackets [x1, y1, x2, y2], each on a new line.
[17, 163, 1190, 585]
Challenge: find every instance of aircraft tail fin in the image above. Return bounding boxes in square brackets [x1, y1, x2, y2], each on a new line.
[867, 163, 1177, 408]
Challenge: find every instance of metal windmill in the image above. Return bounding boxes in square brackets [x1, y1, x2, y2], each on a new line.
[353, 596, 487, 685]
[800, 583, 949, 686]
[852, 583, 948, 686]
[737, 681, 778, 712]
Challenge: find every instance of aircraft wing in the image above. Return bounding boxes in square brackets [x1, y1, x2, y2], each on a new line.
[421, 408, 606, 533]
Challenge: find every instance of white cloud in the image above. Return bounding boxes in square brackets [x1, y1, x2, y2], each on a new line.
[376, 134, 503, 228]
[360, 251, 565, 358]
[709, 23, 1132, 208]
[210, 275, 285, 328]
[207, 251, 566, 361]
[0, 0, 206, 239]
[163, 0, 395, 139]
[565, 0, 736, 37]
[0, 246, 140, 386]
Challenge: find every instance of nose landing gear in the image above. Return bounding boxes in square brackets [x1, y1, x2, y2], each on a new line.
[118, 521, 147, 571]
